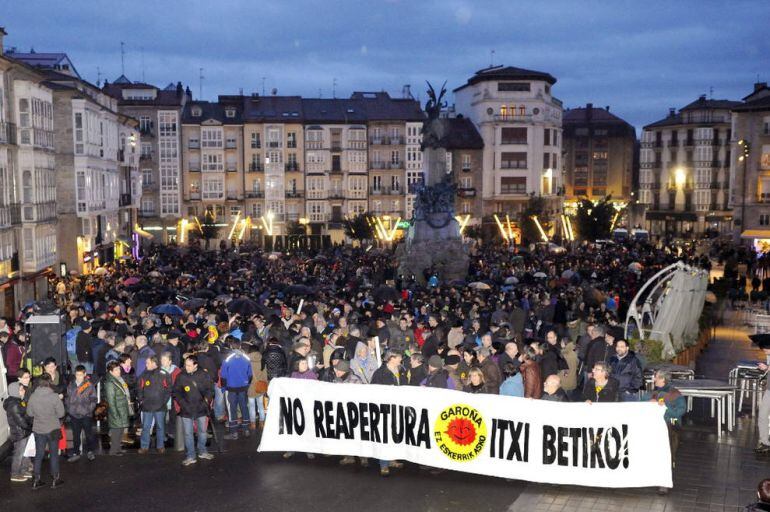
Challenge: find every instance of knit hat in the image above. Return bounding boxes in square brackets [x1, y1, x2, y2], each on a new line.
[445, 354, 461, 366]
[428, 355, 444, 370]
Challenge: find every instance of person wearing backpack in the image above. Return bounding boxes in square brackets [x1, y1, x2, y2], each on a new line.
[137, 356, 171, 454]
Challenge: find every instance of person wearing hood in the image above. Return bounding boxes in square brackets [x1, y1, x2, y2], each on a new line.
[609, 338, 643, 401]
[420, 355, 457, 389]
[5, 382, 33, 482]
[350, 339, 378, 384]
[26, 373, 66, 489]
[262, 336, 288, 381]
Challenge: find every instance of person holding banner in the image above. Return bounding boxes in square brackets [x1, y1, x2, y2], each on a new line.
[350, 340, 378, 384]
[370, 350, 406, 476]
[582, 361, 619, 403]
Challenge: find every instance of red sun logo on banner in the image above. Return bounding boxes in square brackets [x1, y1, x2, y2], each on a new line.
[445, 417, 477, 446]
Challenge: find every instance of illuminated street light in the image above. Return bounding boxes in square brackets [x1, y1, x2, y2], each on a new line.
[674, 167, 686, 188]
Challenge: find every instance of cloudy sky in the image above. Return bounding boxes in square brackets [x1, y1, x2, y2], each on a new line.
[2, 0, 768, 129]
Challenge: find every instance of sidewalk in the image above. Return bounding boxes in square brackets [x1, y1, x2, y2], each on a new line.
[508, 313, 767, 512]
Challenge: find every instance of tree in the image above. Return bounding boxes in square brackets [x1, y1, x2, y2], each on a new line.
[575, 195, 615, 241]
[520, 194, 551, 244]
[344, 213, 375, 243]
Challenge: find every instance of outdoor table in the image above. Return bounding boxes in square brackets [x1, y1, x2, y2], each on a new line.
[728, 361, 766, 417]
[671, 379, 736, 438]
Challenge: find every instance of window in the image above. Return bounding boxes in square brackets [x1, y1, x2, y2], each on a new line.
[287, 132, 297, 148]
[201, 128, 223, 148]
[459, 176, 472, 188]
[498, 82, 530, 92]
[139, 116, 152, 133]
[160, 193, 179, 215]
[544, 129, 551, 146]
[251, 132, 261, 148]
[462, 154, 471, 171]
[192, 107, 202, 117]
[759, 214, 769, 226]
[74, 113, 84, 153]
[267, 128, 281, 148]
[501, 127, 527, 144]
[501, 152, 527, 169]
[158, 112, 177, 137]
[202, 177, 224, 199]
[501, 177, 527, 194]
[141, 143, 152, 159]
[592, 151, 608, 161]
[142, 169, 152, 185]
[202, 153, 223, 172]
[225, 108, 235, 118]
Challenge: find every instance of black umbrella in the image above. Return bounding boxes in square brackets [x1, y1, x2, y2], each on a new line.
[373, 285, 400, 303]
[285, 284, 314, 296]
[194, 289, 216, 299]
[227, 298, 261, 316]
[184, 298, 208, 310]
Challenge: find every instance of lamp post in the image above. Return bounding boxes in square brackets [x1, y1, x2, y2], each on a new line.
[738, 139, 751, 238]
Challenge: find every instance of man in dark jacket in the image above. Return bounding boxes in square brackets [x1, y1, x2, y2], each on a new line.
[583, 325, 615, 380]
[64, 365, 97, 462]
[263, 337, 288, 380]
[221, 339, 253, 440]
[540, 330, 569, 382]
[369, 350, 404, 477]
[137, 356, 171, 454]
[173, 355, 215, 465]
[541, 374, 569, 402]
[407, 353, 428, 386]
[75, 322, 95, 374]
[609, 339, 643, 401]
[476, 347, 502, 394]
[4, 383, 33, 482]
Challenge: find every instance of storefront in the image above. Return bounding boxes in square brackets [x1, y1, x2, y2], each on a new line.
[740, 229, 770, 253]
[644, 211, 698, 237]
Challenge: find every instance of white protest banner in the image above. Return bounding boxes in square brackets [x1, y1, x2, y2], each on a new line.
[258, 378, 673, 488]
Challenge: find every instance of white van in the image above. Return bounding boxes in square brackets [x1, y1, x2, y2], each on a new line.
[0, 353, 9, 459]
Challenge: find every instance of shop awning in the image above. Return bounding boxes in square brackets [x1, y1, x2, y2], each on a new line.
[134, 227, 154, 239]
[741, 229, 770, 239]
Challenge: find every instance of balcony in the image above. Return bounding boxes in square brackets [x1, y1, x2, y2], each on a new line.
[286, 191, 304, 199]
[119, 193, 132, 207]
[285, 163, 300, 172]
[306, 141, 323, 150]
[188, 141, 200, 149]
[328, 191, 345, 199]
[682, 139, 695, 148]
[493, 114, 533, 122]
[139, 127, 154, 137]
[330, 143, 342, 152]
[667, 140, 679, 147]
[457, 188, 477, 198]
[287, 141, 297, 149]
[250, 141, 261, 149]
[188, 163, 201, 172]
[142, 180, 156, 191]
[390, 136, 405, 145]
[0, 121, 17, 145]
[461, 166, 472, 173]
[225, 141, 237, 149]
[226, 194, 241, 201]
[330, 166, 343, 174]
[370, 161, 388, 170]
[369, 137, 384, 145]
[348, 141, 367, 150]
[21, 202, 57, 223]
[389, 161, 403, 169]
[267, 141, 282, 148]
[248, 163, 263, 172]
[189, 192, 201, 200]
[246, 191, 264, 199]
[140, 153, 153, 161]
[226, 163, 238, 172]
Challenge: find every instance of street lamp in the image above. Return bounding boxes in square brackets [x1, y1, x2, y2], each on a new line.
[674, 167, 686, 188]
[738, 139, 751, 232]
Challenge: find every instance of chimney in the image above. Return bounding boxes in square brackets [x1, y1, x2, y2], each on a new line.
[0, 27, 6, 56]
[669, 107, 676, 117]
[755, 82, 768, 92]
[605, 106, 610, 111]
[586, 103, 593, 121]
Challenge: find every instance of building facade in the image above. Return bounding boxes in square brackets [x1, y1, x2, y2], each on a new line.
[730, 82, 770, 248]
[453, 66, 564, 222]
[562, 104, 636, 206]
[0, 32, 58, 317]
[639, 96, 738, 236]
[103, 78, 189, 243]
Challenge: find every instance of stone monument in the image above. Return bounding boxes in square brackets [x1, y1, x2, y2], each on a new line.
[396, 82, 470, 284]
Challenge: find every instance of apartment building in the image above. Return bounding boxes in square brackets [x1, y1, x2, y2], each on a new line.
[103, 78, 189, 243]
[562, 104, 636, 205]
[180, 97, 244, 235]
[0, 31, 58, 316]
[730, 82, 770, 248]
[453, 65, 564, 220]
[639, 96, 738, 236]
[443, 117, 485, 221]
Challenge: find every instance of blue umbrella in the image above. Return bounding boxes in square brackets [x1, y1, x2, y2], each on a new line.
[152, 304, 185, 316]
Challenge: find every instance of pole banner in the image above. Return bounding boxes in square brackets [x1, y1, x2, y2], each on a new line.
[258, 378, 672, 488]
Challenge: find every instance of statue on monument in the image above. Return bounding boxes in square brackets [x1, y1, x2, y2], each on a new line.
[396, 81, 470, 284]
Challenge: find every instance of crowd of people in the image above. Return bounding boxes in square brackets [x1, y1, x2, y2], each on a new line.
[0, 237, 713, 491]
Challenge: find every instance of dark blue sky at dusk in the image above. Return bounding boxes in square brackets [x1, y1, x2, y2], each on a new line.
[2, 0, 768, 129]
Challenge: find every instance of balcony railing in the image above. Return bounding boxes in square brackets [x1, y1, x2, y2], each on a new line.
[140, 153, 152, 161]
[267, 141, 282, 148]
[225, 141, 237, 149]
[248, 163, 264, 172]
[246, 191, 264, 199]
[328, 191, 344, 199]
[370, 187, 402, 195]
[330, 166, 343, 174]
[683, 139, 695, 147]
[370, 161, 388, 170]
[119, 193, 132, 207]
[226, 194, 241, 201]
[286, 191, 304, 199]
[457, 188, 477, 198]
[389, 161, 403, 169]
[330, 144, 342, 152]
[390, 136, 405, 145]
[493, 114, 533, 122]
[188, 141, 200, 149]
[461, 166, 472, 173]
[287, 141, 297, 149]
[21, 202, 57, 223]
[667, 140, 679, 147]
[285, 163, 300, 172]
[188, 163, 201, 172]
[226, 163, 237, 172]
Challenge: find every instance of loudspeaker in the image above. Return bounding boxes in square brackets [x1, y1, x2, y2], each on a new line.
[25, 315, 66, 371]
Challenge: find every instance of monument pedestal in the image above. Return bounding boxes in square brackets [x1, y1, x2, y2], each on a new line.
[396, 216, 469, 285]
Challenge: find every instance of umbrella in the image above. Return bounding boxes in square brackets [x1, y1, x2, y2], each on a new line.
[628, 262, 643, 272]
[285, 284, 314, 296]
[236, 268, 250, 274]
[533, 272, 547, 279]
[704, 291, 717, 304]
[561, 270, 574, 279]
[215, 294, 233, 303]
[149, 271, 162, 278]
[181, 273, 196, 279]
[468, 282, 491, 290]
[184, 298, 208, 310]
[123, 277, 141, 286]
[194, 289, 216, 299]
[372, 285, 400, 303]
[69, 269, 79, 276]
[227, 298, 261, 316]
[151, 304, 185, 316]
[93, 267, 107, 276]
[504, 276, 519, 285]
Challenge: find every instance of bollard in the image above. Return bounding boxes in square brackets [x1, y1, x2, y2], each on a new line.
[175, 416, 185, 452]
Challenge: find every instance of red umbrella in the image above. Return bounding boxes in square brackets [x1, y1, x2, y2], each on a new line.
[123, 277, 141, 286]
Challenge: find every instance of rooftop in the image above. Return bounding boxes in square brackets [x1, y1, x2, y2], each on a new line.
[454, 65, 557, 92]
